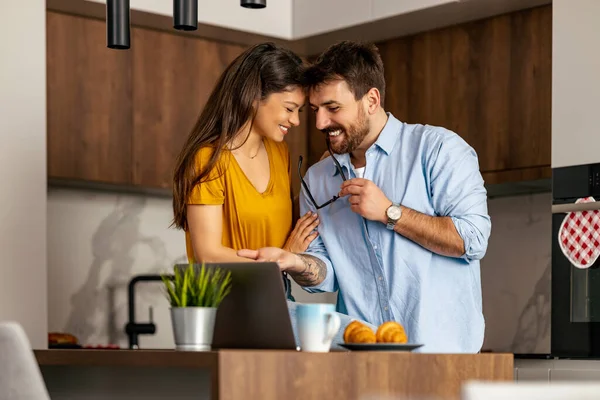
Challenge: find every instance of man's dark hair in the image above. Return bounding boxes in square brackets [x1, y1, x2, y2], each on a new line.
[302, 40, 386, 106]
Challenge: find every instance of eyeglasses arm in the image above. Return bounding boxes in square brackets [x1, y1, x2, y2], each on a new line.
[298, 156, 321, 210]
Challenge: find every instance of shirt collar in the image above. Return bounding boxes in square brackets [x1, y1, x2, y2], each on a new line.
[331, 112, 401, 177]
[375, 112, 401, 155]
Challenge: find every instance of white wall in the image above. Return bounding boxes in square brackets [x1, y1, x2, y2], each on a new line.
[291, 0, 550, 42]
[552, 0, 600, 168]
[292, 0, 457, 38]
[0, 0, 48, 349]
[292, 0, 373, 39]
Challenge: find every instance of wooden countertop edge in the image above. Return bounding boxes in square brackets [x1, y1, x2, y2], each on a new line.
[34, 349, 219, 369]
[34, 349, 513, 368]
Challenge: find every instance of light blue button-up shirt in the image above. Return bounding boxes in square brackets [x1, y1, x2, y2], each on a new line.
[299, 113, 491, 353]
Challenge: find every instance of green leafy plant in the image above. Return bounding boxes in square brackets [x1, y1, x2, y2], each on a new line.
[162, 263, 233, 308]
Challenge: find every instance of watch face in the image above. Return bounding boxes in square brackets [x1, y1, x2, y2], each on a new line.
[387, 206, 401, 220]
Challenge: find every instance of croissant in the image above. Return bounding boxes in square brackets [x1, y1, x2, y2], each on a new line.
[376, 321, 408, 343]
[343, 320, 365, 343]
[344, 321, 376, 343]
[348, 326, 377, 343]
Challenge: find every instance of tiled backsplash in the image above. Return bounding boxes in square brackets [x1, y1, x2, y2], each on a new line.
[480, 192, 551, 353]
[47, 187, 551, 352]
[47, 188, 187, 348]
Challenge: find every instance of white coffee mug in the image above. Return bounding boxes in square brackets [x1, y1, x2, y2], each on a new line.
[296, 303, 341, 352]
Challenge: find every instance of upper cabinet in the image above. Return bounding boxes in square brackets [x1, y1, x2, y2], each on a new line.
[307, 5, 551, 184]
[379, 5, 551, 183]
[47, 11, 245, 190]
[48, 4, 552, 192]
[131, 28, 244, 188]
[47, 12, 133, 185]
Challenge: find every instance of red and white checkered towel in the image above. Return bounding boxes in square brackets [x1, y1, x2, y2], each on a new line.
[559, 197, 600, 269]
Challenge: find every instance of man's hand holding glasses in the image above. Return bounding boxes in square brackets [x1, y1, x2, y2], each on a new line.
[338, 178, 392, 224]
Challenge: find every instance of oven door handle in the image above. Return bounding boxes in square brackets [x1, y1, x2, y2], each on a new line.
[552, 201, 600, 214]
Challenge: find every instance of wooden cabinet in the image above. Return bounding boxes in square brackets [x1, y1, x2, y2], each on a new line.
[379, 5, 551, 182]
[307, 6, 551, 183]
[131, 28, 244, 189]
[46, 11, 309, 197]
[47, 12, 132, 184]
[46, 11, 245, 190]
[47, 6, 551, 191]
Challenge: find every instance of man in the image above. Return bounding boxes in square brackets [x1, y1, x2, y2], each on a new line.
[239, 41, 491, 353]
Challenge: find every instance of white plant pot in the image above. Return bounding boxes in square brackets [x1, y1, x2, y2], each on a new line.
[170, 307, 217, 351]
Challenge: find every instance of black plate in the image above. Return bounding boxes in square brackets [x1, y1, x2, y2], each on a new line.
[338, 343, 423, 351]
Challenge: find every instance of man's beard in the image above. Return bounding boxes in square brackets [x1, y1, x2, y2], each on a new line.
[322, 107, 370, 155]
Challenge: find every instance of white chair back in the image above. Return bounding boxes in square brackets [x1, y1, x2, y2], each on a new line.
[463, 381, 600, 400]
[0, 321, 50, 400]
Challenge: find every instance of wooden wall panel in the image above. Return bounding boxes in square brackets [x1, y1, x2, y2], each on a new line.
[382, 5, 551, 174]
[131, 28, 245, 189]
[48, 6, 549, 190]
[48, 11, 312, 193]
[47, 12, 133, 184]
[305, 5, 551, 180]
[507, 8, 552, 172]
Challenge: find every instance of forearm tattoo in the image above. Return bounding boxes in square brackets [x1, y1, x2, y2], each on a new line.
[289, 254, 327, 287]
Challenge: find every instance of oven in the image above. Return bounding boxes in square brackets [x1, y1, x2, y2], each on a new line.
[552, 163, 600, 357]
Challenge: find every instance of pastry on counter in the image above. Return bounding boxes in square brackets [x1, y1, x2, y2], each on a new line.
[343, 321, 364, 343]
[375, 321, 408, 344]
[49, 332, 78, 345]
[48, 332, 80, 348]
[343, 321, 376, 343]
[343, 320, 408, 344]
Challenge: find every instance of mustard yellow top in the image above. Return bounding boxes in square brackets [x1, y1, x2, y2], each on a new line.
[185, 139, 292, 262]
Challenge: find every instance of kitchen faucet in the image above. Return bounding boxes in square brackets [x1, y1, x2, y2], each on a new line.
[124, 274, 173, 349]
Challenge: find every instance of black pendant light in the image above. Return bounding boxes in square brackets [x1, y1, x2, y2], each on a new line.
[173, 0, 198, 31]
[241, 0, 266, 9]
[106, 0, 130, 49]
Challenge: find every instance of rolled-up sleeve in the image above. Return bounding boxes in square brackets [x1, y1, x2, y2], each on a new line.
[428, 132, 491, 261]
[298, 172, 338, 293]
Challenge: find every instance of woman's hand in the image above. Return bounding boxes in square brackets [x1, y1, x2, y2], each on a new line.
[283, 211, 319, 253]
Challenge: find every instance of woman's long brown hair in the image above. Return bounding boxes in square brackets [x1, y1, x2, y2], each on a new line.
[172, 42, 304, 230]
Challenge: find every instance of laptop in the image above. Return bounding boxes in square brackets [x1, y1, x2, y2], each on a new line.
[174, 262, 297, 350]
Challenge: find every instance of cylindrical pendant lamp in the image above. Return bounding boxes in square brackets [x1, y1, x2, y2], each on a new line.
[106, 0, 130, 49]
[241, 0, 266, 9]
[174, 0, 198, 31]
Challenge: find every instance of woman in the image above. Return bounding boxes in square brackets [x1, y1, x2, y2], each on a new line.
[171, 42, 318, 300]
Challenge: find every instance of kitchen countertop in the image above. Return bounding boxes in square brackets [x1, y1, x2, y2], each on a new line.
[35, 349, 513, 400]
[35, 348, 218, 368]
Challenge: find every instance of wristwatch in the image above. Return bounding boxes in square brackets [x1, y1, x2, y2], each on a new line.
[385, 203, 402, 230]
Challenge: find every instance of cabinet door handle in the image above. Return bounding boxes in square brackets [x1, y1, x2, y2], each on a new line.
[552, 201, 600, 214]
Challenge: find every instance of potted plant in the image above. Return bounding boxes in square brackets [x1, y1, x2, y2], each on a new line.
[162, 263, 232, 351]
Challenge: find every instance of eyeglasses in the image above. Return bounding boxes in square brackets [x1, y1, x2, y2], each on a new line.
[298, 139, 347, 210]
